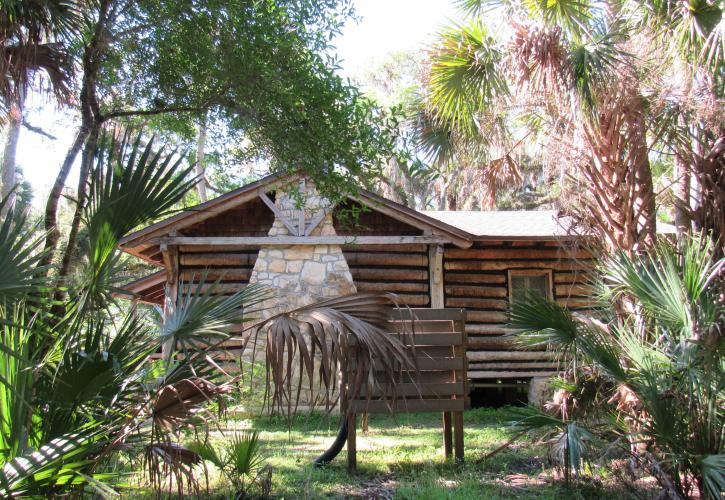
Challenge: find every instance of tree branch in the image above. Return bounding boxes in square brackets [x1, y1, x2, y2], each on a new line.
[102, 105, 205, 121]
[22, 119, 57, 140]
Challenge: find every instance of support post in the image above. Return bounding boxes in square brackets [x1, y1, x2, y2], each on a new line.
[453, 411, 464, 464]
[160, 242, 179, 361]
[443, 411, 452, 459]
[428, 243, 444, 309]
[347, 412, 357, 472]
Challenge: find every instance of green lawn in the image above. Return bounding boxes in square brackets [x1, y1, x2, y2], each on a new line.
[124, 407, 650, 499]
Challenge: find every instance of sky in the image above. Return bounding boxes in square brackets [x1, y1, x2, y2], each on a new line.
[14, 0, 456, 207]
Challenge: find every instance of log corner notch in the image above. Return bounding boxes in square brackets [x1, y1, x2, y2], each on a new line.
[345, 308, 468, 471]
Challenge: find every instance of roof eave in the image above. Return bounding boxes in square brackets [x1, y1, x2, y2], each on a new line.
[352, 190, 473, 248]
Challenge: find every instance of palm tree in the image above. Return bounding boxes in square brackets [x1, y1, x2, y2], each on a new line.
[0, 130, 412, 496]
[622, 0, 725, 247]
[412, 21, 532, 211]
[0, 0, 82, 208]
[426, 1, 717, 251]
[509, 234, 724, 499]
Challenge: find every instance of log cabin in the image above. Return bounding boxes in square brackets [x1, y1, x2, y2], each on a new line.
[119, 172, 603, 402]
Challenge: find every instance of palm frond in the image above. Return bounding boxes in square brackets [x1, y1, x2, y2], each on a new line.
[428, 21, 508, 134]
[76, 130, 198, 306]
[86, 131, 198, 257]
[152, 378, 234, 431]
[185, 440, 223, 469]
[602, 235, 725, 336]
[411, 103, 457, 166]
[700, 454, 725, 500]
[158, 277, 269, 358]
[240, 293, 416, 419]
[523, 0, 595, 39]
[0, 302, 40, 462]
[509, 292, 579, 349]
[0, 192, 50, 302]
[227, 431, 264, 479]
[568, 22, 626, 108]
[0, 0, 82, 110]
[0, 430, 108, 497]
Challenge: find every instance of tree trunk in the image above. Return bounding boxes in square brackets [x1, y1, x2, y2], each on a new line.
[56, 123, 100, 282]
[1, 92, 24, 212]
[38, 0, 110, 273]
[194, 114, 208, 202]
[38, 127, 89, 269]
[635, 153, 657, 249]
[447, 191, 457, 211]
[673, 156, 691, 236]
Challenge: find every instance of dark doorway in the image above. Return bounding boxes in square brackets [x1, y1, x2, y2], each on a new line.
[469, 380, 529, 408]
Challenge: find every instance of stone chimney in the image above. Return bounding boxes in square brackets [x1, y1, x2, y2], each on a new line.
[249, 181, 356, 318]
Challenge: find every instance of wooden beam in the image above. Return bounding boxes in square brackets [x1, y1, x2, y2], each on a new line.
[161, 243, 178, 361]
[443, 412, 452, 459]
[258, 191, 298, 235]
[453, 411, 464, 464]
[297, 202, 305, 237]
[152, 235, 451, 246]
[468, 370, 559, 379]
[350, 192, 472, 248]
[347, 412, 357, 472]
[304, 208, 329, 236]
[429, 244, 444, 309]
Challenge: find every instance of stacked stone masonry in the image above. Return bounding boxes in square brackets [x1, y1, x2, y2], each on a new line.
[249, 185, 357, 318]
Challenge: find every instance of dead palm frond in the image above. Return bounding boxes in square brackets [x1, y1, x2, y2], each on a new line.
[234, 293, 416, 420]
[152, 377, 235, 431]
[507, 22, 571, 96]
[144, 441, 202, 498]
[557, 76, 657, 252]
[0, 0, 82, 112]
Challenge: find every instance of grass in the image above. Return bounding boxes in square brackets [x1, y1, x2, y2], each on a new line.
[126, 407, 644, 499]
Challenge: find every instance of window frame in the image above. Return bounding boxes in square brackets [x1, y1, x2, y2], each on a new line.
[507, 269, 553, 303]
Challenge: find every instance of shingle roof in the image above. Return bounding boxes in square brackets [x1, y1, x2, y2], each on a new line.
[422, 210, 677, 239]
[421, 210, 575, 239]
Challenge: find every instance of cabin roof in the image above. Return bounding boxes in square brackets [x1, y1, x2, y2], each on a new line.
[421, 210, 574, 240]
[117, 270, 166, 304]
[422, 209, 677, 240]
[118, 172, 474, 262]
[119, 173, 676, 263]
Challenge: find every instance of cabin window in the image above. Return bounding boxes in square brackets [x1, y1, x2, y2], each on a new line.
[508, 270, 552, 303]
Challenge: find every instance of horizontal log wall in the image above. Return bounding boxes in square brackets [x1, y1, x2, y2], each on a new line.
[343, 243, 430, 308]
[178, 245, 258, 298]
[443, 240, 595, 383]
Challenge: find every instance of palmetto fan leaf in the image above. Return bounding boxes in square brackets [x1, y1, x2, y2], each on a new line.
[0, 430, 109, 497]
[568, 22, 624, 108]
[700, 454, 725, 500]
[602, 236, 725, 335]
[625, 0, 724, 74]
[523, 0, 595, 39]
[157, 277, 269, 358]
[510, 235, 724, 497]
[227, 431, 264, 479]
[80, 131, 198, 304]
[509, 292, 580, 349]
[428, 21, 508, 134]
[0, 194, 50, 302]
[86, 132, 198, 252]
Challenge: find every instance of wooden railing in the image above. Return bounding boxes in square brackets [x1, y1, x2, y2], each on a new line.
[345, 308, 469, 471]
